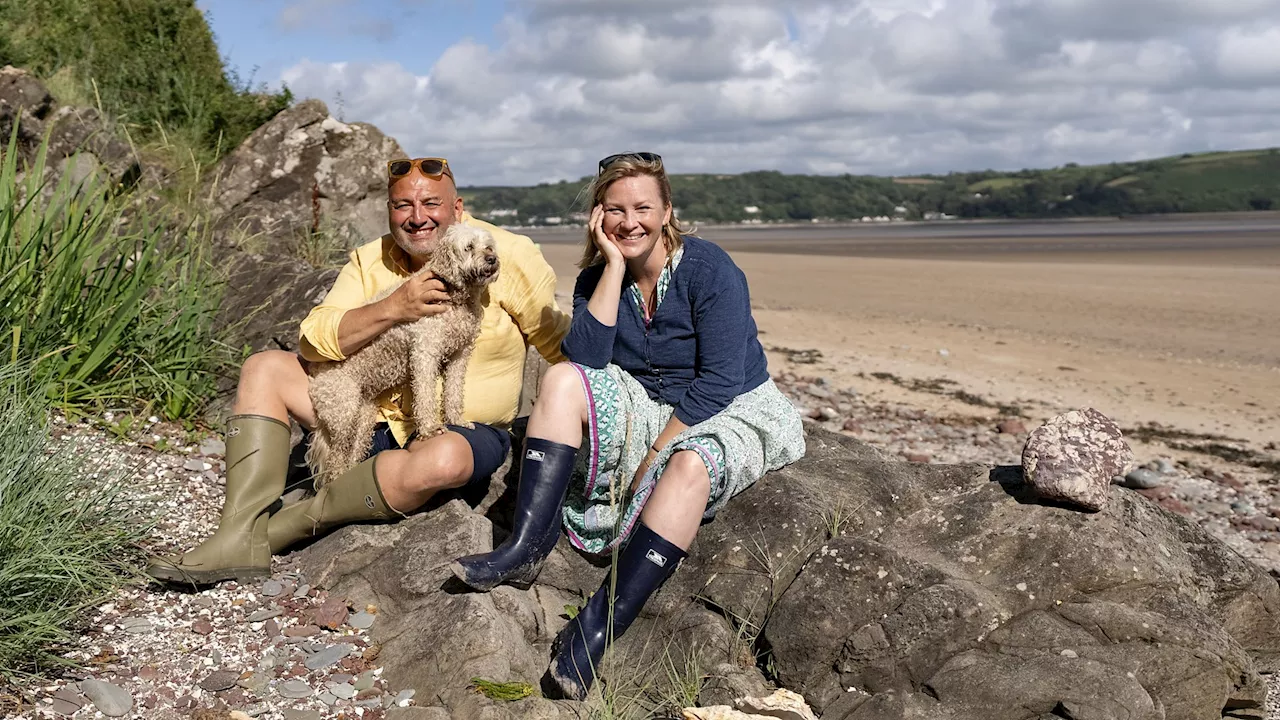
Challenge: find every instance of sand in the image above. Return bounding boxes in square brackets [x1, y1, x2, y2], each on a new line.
[535, 224, 1280, 450]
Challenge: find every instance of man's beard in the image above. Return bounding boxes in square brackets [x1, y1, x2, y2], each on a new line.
[392, 226, 443, 259]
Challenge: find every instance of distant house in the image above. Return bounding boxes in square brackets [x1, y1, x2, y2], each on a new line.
[743, 205, 760, 214]
[486, 208, 518, 218]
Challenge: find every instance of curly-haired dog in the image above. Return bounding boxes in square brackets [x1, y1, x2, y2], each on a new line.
[306, 224, 500, 485]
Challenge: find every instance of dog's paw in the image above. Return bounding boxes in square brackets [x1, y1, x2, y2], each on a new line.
[419, 424, 447, 438]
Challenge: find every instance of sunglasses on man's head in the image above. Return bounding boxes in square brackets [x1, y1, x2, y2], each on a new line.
[598, 152, 663, 175]
[388, 157, 452, 180]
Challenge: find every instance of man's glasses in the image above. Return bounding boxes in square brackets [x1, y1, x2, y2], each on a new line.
[388, 157, 453, 180]
[598, 152, 662, 175]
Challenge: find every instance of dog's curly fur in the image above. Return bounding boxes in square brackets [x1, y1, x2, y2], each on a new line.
[305, 224, 500, 485]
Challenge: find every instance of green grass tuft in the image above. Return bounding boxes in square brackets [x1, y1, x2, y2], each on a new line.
[0, 126, 232, 420]
[0, 366, 151, 682]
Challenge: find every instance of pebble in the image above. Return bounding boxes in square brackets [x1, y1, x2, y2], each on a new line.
[395, 688, 416, 706]
[283, 710, 322, 720]
[349, 611, 376, 630]
[329, 681, 357, 699]
[119, 618, 153, 634]
[1232, 501, 1256, 515]
[354, 670, 377, 691]
[261, 580, 285, 597]
[183, 458, 212, 471]
[49, 686, 84, 716]
[305, 643, 355, 671]
[1122, 468, 1165, 489]
[318, 691, 337, 706]
[199, 438, 226, 456]
[247, 607, 283, 622]
[80, 679, 133, 717]
[199, 669, 239, 692]
[1060, 649, 1079, 658]
[1153, 458, 1175, 473]
[277, 679, 314, 699]
[293, 583, 312, 598]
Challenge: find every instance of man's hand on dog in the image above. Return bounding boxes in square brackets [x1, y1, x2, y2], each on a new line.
[390, 272, 451, 321]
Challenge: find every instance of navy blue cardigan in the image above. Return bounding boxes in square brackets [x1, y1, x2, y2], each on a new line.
[561, 236, 770, 426]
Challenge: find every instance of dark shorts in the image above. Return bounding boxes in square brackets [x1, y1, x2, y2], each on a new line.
[286, 422, 512, 493]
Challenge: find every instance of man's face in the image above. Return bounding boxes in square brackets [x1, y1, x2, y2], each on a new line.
[387, 173, 464, 260]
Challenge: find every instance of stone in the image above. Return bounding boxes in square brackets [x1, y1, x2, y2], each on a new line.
[184, 458, 210, 471]
[293, 583, 312, 598]
[282, 710, 322, 720]
[349, 610, 376, 630]
[1122, 468, 1165, 490]
[247, 607, 283, 622]
[261, 580, 285, 597]
[49, 686, 84, 716]
[354, 670, 377, 691]
[1022, 408, 1132, 511]
[996, 419, 1027, 435]
[119, 618, 152, 634]
[305, 643, 355, 671]
[733, 688, 817, 720]
[277, 680, 313, 699]
[318, 691, 337, 706]
[200, 438, 227, 456]
[79, 679, 132, 717]
[284, 624, 320, 637]
[192, 619, 215, 635]
[310, 597, 349, 629]
[199, 669, 240, 692]
[294, 428, 1279, 719]
[329, 682, 357, 699]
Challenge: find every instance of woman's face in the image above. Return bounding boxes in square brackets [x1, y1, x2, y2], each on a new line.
[600, 175, 672, 262]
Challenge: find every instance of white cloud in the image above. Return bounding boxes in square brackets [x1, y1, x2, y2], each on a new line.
[278, 0, 1280, 185]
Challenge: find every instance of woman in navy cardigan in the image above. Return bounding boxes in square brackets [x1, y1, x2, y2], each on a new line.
[452, 153, 805, 699]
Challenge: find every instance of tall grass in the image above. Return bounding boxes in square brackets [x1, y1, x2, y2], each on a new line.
[0, 365, 151, 680]
[0, 126, 229, 420]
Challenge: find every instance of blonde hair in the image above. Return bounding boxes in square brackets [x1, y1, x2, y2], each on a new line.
[578, 155, 688, 269]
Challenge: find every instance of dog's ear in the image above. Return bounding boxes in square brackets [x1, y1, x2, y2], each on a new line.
[431, 226, 465, 288]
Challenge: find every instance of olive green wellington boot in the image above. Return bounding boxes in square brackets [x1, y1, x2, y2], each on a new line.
[266, 456, 397, 555]
[146, 415, 290, 586]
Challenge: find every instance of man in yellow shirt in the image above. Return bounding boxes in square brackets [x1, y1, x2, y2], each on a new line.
[148, 157, 570, 586]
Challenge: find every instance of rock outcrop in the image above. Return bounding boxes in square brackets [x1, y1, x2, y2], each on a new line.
[293, 427, 1280, 719]
[0, 65, 140, 189]
[205, 98, 402, 255]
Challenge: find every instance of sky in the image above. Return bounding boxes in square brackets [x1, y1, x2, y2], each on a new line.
[197, 0, 1280, 187]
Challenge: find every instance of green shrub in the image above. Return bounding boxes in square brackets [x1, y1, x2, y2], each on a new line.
[0, 127, 231, 420]
[0, 0, 290, 161]
[0, 364, 150, 680]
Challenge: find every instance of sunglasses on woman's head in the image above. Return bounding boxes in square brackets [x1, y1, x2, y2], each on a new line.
[598, 152, 663, 174]
[387, 157, 452, 180]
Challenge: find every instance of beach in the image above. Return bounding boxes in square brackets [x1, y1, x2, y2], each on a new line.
[531, 218, 1280, 448]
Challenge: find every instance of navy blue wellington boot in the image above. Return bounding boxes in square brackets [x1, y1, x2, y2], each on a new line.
[549, 522, 688, 700]
[451, 437, 578, 591]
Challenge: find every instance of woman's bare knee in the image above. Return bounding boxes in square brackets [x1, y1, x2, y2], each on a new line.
[532, 363, 588, 418]
[662, 450, 710, 494]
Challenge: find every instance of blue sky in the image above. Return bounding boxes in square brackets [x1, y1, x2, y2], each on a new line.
[196, 0, 1280, 186]
[199, 0, 505, 87]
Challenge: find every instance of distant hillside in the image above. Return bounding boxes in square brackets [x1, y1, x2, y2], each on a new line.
[461, 148, 1280, 225]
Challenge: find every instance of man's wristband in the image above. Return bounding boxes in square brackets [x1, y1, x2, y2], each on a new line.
[649, 443, 663, 454]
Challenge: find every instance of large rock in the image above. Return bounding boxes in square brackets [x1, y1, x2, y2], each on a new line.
[205, 99, 403, 256]
[293, 428, 1280, 720]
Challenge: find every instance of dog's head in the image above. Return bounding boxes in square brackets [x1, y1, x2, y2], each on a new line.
[431, 223, 500, 290]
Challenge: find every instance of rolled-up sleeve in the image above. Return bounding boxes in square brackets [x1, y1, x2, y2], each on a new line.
[298, 252, 365, 362]
[560, 267, 616, 369]
[500, 239, 572, 364]
[673, 263, 747, 426]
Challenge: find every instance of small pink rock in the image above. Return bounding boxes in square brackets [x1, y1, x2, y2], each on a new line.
[191, 619, 214, 635]
[284, 624, 320, 637]
[310, 597, 349, 630]
[996, 419, 1027, 435]
[904, 452, 931, 463]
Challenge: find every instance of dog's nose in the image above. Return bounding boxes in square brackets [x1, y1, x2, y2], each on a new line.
[485, 255, 497, 266]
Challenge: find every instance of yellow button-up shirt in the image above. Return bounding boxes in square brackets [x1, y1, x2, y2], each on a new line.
[298, 214, 570, 445]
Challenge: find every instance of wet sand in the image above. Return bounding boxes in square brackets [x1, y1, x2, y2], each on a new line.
[533, 220, 1280, 448]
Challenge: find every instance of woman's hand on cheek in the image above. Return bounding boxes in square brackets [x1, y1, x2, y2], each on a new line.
[591, 204, 625, 268]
